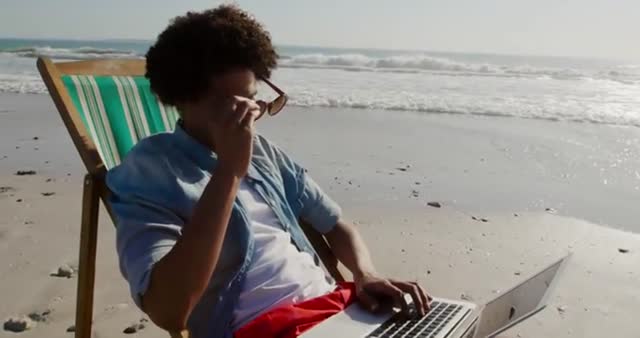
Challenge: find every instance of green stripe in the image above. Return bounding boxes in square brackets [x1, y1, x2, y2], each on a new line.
[111, 76, 139, 145]
[125, 76, 151, 137]
[63, 76, 91, 132]
[89, 76, 122, 165]
[134, 76, 169, 133]
[157, 100, 171, 131]
[79, 75, 114, 168]
[119, 76, 144, 139]
[93, 76, 134, 161]
[62, 75, 180, 163]
[68, 75, 106, 163]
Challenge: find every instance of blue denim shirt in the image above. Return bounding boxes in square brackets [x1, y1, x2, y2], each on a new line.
[106, 123, 342, 338]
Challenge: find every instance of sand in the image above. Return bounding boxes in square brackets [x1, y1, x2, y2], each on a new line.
[1, 93, 639, 337]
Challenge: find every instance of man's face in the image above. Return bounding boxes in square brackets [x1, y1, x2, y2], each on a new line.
[196, 68, 258, 119]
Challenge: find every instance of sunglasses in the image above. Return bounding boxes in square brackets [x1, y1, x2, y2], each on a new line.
[255, 77, 288, 120]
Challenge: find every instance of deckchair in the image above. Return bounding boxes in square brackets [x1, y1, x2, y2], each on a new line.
[37, 57, 346, 338]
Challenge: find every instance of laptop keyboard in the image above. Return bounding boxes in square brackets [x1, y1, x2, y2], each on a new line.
[366, 301, 464, 338]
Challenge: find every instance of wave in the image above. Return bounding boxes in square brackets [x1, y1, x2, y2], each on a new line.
[3, 44, 638, 83]
[2, 45, 639, 128]
[286, 96, 640, 128]
[2, 73, 639, 128]
[0, 74, 47, 94]
[0, 46, 141, 60]
[280, 53, 640, 83]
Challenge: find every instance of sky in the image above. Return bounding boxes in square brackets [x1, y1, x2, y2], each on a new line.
[1, 0, 639, 60]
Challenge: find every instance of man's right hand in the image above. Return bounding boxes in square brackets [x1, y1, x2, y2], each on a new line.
[209, 96, 261, 178]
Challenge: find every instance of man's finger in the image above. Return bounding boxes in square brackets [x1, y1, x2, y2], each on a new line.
[367, 281, 409, 314]
[414, 282, 431, 313]
[357, 290, 380, 313]
[232, 100, 250, 126]
[240, 108, 259, 130]
[392, 281, 425, 316]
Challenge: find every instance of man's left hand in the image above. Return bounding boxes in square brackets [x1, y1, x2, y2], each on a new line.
[354, 273, 432, 316]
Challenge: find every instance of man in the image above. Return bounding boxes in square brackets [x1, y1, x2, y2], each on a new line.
[107, 5, 430, 338]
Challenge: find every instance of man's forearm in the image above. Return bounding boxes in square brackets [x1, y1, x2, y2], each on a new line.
[325, 220, 377, 280]
[143, 166, 240, 331]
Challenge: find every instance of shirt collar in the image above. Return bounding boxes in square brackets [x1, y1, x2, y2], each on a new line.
[173, 119, 217, 170]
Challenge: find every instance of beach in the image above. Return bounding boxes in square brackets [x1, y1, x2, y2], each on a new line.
[1, 92, 639, 337]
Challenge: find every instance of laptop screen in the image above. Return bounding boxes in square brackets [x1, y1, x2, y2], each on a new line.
[474, 256, 568, 338]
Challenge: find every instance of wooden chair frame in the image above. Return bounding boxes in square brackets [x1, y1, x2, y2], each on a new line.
[37, 57, 346, 338]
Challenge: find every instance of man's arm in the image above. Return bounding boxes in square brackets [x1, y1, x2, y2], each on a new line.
[263, 138, 431, 316]
[325, 220, 431, 316]
[142, 98, 260, 332]
[142, 167, 239, 331]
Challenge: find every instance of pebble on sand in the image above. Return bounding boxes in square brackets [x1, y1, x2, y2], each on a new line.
[557, 305, 568, 315]
[123, 323, 146, 334]
[33, 136, 39, 140]
[3, 317, 34, 332]
[0, 186, 15, 194]
[51, 265, 74, 278]
[618, 248, 630, 253]
[16, 199, 23, 203]
[15, 170, 37, 176]
[28, 309, 52, 323]
[66, 325, 76, 332]
[396, 164, 411, 172]
[41, 192, 56, 197]
[427, 202, 441, 208]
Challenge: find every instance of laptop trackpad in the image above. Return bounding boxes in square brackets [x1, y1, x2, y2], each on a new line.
[299, 303, 393, 338]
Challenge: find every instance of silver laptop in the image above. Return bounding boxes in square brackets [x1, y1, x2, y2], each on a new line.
[302, 254, 570, 338]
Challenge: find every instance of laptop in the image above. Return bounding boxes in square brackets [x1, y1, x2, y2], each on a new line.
[302, 254, 570, 338]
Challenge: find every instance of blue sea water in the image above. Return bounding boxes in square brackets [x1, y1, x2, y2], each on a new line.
[1, 38, 639, 127]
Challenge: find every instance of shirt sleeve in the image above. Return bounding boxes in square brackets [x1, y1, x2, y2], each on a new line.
[263, 138, 342, 234]
[110, 195, 183, 309]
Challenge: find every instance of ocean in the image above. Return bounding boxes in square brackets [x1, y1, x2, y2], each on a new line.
[1, 38, 639, 127]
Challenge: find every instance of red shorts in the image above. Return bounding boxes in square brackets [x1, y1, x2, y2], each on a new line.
[234, 282, 357, 338]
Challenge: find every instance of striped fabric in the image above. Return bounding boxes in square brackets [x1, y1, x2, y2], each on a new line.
[62, 75, 180, 169]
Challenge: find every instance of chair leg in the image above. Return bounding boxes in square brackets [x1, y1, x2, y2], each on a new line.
[74, 174, 100, 338]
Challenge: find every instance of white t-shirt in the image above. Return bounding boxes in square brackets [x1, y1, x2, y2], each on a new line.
[231, 179, 336, 330]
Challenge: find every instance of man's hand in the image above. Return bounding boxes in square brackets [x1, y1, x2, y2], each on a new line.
[324, 221, 432, 316]
[208, 96, 261, 178]
[355, 273, 432, 317]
